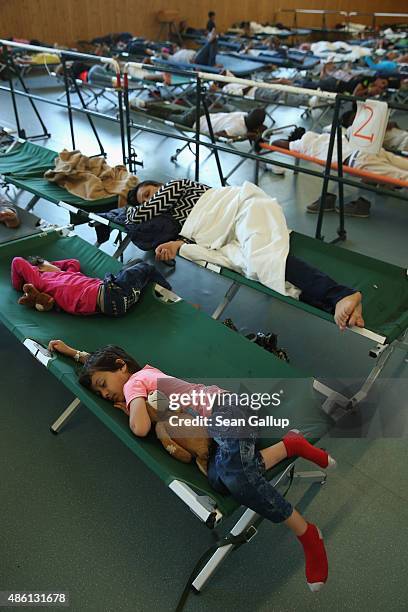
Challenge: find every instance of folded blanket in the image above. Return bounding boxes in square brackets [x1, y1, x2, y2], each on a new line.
[44, 149, 138, 207]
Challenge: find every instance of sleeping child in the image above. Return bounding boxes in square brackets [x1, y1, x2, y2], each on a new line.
[11, 255, 170, 316]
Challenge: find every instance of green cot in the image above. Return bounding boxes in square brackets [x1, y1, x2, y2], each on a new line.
[0, 228, 331, 594]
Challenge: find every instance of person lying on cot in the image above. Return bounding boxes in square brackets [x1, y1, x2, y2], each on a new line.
[211, 72, 394, 105]
[341, 107, 408, 153]
[294, 74, 390, 98]
[10, 256, 170, 316]
[210, 80, 326, 109]
[107, 179, 364, 331]
[56, 59, 171, 87]
[47, 339, 335, 593]
[160, 29, 219, 67]
[0, 196, 20, 229]
[272, 127, 408, 184]
[88, 62, 172, 86]
[364, 49, 408, 74]
[129, 100, 267, 140]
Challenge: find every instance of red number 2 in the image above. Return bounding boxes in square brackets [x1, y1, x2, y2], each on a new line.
[352, 104, 374, 143]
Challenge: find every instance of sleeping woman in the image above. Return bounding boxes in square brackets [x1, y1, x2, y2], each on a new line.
[97, 178, 365, 332]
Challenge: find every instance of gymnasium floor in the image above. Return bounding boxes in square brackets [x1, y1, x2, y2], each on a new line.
[1, 75, 408, 612]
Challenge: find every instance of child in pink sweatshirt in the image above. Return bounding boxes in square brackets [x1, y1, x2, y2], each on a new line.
[11, 255, 170, 316]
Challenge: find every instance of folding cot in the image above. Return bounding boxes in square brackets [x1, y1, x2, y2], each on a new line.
[208, 83, 333, 132]
[185, 232, 408, 420]
[123, 72, 197, 107]
[0, 228, 331, 595]
[153, 54, 268, 78]
[280, 9, 356, 38]
[232, 50, 321, 70]
[0, 140, 121, 224]
[152, 56, 222, 75]
[50, 71, 120, 110]
[182, 35, 243, 52]
[75, 204, 408, 422]
[53, 70, 197, 111]
[127, 101, 260, 183]
[0, 205, 50, 245]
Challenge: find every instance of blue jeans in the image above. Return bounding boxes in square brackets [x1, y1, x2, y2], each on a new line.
[102, 261, 171, 317]
[207, 401, 293, 523]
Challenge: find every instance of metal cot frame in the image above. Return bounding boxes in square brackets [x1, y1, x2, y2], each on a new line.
[2, 40, 408, 243]
[181, 255, 408, 422]
[6, 271, 327, 599]
[47, 199, 408, 423]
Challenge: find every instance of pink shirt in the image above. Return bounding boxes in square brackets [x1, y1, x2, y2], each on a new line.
[11, 257, 102, 315]
[123, 365, 224, 417]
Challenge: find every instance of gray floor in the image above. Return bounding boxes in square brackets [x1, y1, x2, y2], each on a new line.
[1, 73, 408, 612]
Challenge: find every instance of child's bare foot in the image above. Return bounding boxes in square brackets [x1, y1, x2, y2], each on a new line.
[334, 292, 363, 331]
[0, 207, 20, 228]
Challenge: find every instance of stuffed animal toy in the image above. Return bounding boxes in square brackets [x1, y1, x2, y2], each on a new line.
[18, 283, 55, 312]
[146, 391, 210, 476]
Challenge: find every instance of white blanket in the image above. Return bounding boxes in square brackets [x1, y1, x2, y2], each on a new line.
[179, 181, 300, 297]
[311, 41, 372, 63]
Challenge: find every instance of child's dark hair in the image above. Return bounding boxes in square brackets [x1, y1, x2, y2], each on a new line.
[127, 180, 162, 206]
[244, 108, 266, 132]
[26, 255, 45, 266]
[208, 11, 215, 18]
[78, 345, 141, 389]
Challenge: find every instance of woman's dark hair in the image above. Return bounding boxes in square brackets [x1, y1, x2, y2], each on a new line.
[127, 180, 162, 206]
[26, 255, 45, 266]
[78, 345, 141, 389]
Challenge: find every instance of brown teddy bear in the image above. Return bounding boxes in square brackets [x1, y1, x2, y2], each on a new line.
[146, 391, 210, 476]
[18, 283, 55, 312]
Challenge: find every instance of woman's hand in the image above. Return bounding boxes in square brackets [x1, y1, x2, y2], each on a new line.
[48, 339, 77, 359]
[155, 240, 184, 262]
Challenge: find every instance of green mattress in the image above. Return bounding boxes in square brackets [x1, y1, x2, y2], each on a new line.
[0, 231, 331, 518]
[0, 206, 42, 245]
[95, 217, 408, 344]
[6, 176, 118, 212]
[1, 141, 118, 217]
[220, 232, 408, 344]
[0, 140, 58, 176]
